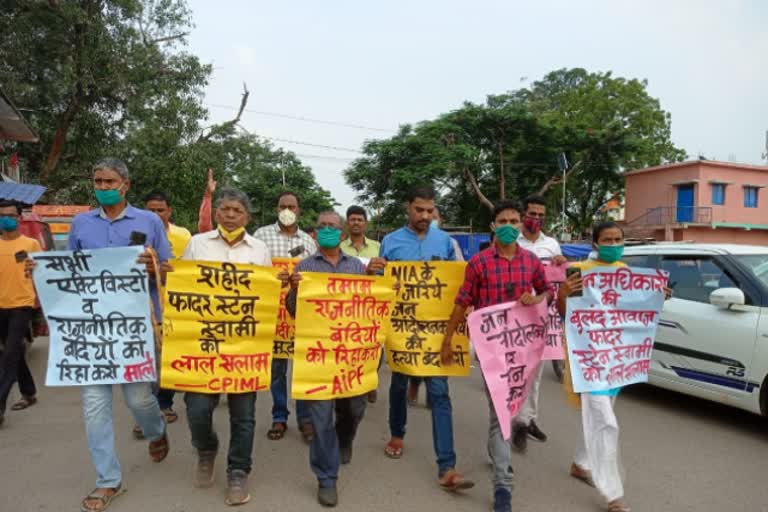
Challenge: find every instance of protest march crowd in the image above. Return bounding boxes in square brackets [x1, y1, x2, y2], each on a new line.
[0, 158, 672, 512]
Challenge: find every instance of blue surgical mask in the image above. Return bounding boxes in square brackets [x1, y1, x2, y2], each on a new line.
[0, 216, 18, 232]
[95, 186, 124, 206]
[317, 227, 342, 248]
[495, 224, 520, 245]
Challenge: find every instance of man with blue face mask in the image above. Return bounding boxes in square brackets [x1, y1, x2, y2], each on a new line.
[285, 210, 383, 507]
[0, 200, 42, 427]
[443, 199, 553, 512]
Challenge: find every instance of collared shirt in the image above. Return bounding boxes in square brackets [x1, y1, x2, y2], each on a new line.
[380, 225, 456, 262]
[285, 251, 367, 316]
[182, 230, 272, 266]
[167, 224, 192, 259]
[0, 235, 42, 309]
[516, 232, 562, 259]
[340, 237, 381, 259]
[455, 245, 553, 309]
[253, 223, 316, 259]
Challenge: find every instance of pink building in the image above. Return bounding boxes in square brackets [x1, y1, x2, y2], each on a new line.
[624, 160, 768, 245]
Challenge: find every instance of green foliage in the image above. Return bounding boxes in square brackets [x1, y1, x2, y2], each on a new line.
[0, 0, 335, 231]
[344, 68, 686, 233]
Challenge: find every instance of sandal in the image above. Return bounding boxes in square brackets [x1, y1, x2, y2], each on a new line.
[267, 422, 287, 441]
[438, 469, 475, 492]
[80, 484, 123, 512]
[300, 423, 315, 443]
[384, 438, 404, 459]
[11, 396, 37, 411]
[570, 463, 595, 487]
[608, 499, 632, 512]
[132, 424, 145, 440]
[162, 408, 179, 424]
[149, 433, 170, 462]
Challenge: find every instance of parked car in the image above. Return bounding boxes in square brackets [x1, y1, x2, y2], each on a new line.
[620, 243, 768, 417]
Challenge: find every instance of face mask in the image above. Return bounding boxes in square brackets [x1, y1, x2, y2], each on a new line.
[523, 216, 542, 234]
[0, 216, 18, 232]
[278, 208, 297, 227]
[218, 226, 245, 243]
[94, 185, 124, 207]
[597, 244, 624, 263]
[317, 227, 341, 248]
[495, 224, 520, 246]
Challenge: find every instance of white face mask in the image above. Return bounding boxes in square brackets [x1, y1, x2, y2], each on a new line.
[278, 208, 297, 227]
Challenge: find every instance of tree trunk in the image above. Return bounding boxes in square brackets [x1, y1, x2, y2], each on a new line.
[464, 167, 494, 211]
[498, 142, 506, 200]
[40, 98, 80, 183]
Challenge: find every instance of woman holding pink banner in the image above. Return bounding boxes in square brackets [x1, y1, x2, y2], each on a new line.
[557, 221, 671, 512]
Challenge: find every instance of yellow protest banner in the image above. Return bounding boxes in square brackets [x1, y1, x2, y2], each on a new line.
[385, 261, 471, 377]
[272, 257, 300, 359]
[161, 260, 282, 394]
[292, 273, 395, 400]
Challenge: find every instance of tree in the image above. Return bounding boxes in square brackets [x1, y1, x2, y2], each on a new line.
[344, 68, 686, 233]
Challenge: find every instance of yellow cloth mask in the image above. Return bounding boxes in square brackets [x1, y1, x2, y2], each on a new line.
[218, 226, 245, 243]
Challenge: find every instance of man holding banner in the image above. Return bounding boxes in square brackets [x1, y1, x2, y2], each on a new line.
[285, 210, 386, 507]
[512, 194, 566, 452]
[253, 191, 316, 443]
[179, 187, 272, 506]
[380, 186, 476, 492]
[443, 199, 553, 512]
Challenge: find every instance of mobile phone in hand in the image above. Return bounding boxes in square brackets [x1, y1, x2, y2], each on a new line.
[566, 267, 582, 296]
[14, 250, 28, 263]
[129, 231, 147, 246]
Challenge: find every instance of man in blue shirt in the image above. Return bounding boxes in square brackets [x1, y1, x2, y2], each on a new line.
[380, 186, 473, 492]
[66, 158, 171, 512]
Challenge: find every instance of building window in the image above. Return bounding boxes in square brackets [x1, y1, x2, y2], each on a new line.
[744, 187, 759, 208]
[711, 184, 725, 205]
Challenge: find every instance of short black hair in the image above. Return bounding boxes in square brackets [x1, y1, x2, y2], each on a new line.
[346, 205, 367, 220]
[277, 191, 300, 207]
[406, 185, 435, 203]
[0, 199, 22, 215]
[492, 199, 522, 221]
[144, 191, 170, 206]
[522, 194, 547, 212]
[592, 221, 624, 244]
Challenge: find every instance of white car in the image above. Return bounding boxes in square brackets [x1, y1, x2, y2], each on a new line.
[621, 243, 768, 416]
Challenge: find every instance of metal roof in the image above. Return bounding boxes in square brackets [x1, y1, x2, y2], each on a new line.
[0, 181, 47, 205]
[0, 88, 38, 142]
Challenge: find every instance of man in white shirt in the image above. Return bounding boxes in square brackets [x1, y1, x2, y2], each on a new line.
[253, 191, 316, 443]
[181, 187, 273, 506]
[513, 194, 567, 453]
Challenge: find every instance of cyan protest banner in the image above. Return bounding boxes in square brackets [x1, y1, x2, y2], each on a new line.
[32, 246, 156, 386]
[565, 266, 667, 393]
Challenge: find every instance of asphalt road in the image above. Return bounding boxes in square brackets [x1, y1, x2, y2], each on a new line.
[1, 338, 767, 512]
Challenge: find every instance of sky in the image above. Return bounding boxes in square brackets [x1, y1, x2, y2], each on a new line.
[186, 0, 768, 212]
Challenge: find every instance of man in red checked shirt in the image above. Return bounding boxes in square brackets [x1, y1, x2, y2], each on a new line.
[442, 199, 553, 512]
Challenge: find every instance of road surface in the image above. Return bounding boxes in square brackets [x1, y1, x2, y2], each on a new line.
[1, 338, 766, 511]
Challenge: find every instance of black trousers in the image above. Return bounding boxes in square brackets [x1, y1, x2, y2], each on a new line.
[0, 307, 36, 414]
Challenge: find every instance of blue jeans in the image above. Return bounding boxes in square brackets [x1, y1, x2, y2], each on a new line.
[308, 396, 367, 488]
[270, 358, 310, 426]
[184, 392, 257, 474]
[389, 372, 456, 476]
[82, 383, 165, 488]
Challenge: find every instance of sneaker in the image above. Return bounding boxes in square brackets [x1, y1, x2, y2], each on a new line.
[512, 425, 528, 453]
[193, 451, 217, 488]
[527, 421, 547, 442]
[340, 445, 353, 465]
[493, 488, 512, 512]
[225, 470, 251, 506]
[318, 485, 338, 507]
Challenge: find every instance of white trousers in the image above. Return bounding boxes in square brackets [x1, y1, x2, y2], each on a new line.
[574, 393, 624, 503]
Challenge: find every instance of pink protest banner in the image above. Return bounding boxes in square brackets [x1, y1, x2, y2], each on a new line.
[565, 266, 668, 393]
[468, 301, 548, 440]
[542, 263, 568, 360]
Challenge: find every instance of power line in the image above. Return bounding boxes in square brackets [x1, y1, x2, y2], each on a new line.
[265, 136, 361, 153]
[207, 103, 393, 133]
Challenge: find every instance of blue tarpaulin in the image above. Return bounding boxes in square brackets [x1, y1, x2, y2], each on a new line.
[0, 182, 47, 205]
[561, 243, 593, 260]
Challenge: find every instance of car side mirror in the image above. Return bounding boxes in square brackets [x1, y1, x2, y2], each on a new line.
[710, 287, 745, 309]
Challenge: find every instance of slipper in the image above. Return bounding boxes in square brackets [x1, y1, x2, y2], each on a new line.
[570, 463, 595, 487]
[11, 396, 37, 411]
[80, 484, 124, 512]
[384, 438, 404, 459]
[439, 469, 474, 492]
[608, 499, 631, 512]
[132, 424, 145, 440]
[267, 422, 287, 441]
[300, 423, 315, 443]
[149, 433, 169, 462]
[161, 408, 179, 424]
